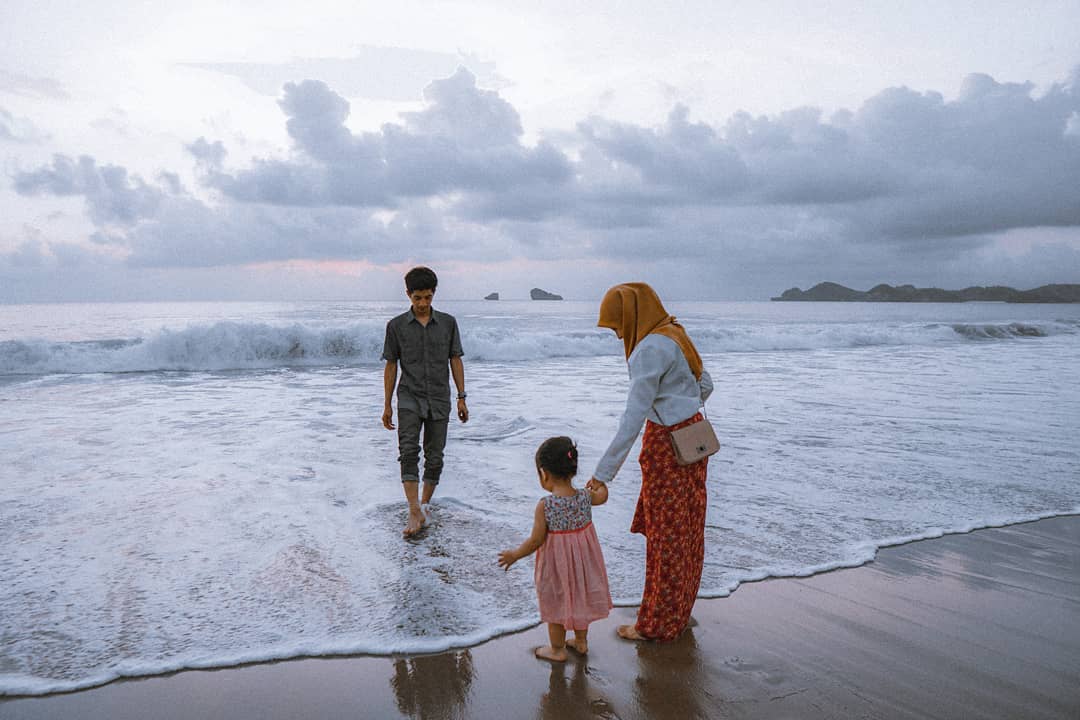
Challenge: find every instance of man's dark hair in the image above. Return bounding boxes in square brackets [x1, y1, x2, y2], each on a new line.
[405, 266, 438, 294]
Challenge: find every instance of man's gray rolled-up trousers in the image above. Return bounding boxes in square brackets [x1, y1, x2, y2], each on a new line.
[397, 408, 449, 485]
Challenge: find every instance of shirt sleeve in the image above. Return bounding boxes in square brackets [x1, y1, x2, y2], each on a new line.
[449, 317, 464, 358]
[381, 321, 399, 362]
[592, 341, 667, 483]
[699, 368, 714, 404]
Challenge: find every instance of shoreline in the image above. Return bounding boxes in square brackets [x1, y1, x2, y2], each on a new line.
[4, 510, 1078, 698]
[3, 513, 1079, 718]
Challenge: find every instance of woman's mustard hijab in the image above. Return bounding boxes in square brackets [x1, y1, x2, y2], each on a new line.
[597, 282, 703, 380]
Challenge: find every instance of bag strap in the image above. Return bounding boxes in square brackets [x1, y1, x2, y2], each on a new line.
[651, 402, 707, 428]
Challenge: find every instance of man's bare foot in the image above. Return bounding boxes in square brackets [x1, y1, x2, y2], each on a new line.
[616, 624, 646, 641]
[534, 645, 568, 662]
[403, 507, 426, 537]
[568, 638, 588, 654]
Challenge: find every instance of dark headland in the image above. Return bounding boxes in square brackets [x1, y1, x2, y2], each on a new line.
[772, 282, 1080, 303]
[530, 287, 563, 300]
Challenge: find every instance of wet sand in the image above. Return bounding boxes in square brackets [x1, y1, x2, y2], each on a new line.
[3, 515, 1078, 719]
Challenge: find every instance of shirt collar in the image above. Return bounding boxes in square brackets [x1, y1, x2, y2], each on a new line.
[407, 309, 438, 324]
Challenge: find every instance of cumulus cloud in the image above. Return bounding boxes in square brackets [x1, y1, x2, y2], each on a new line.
[186, 137, 227, 168]
[14, 155, 166, 225]
[7, 65, 1080, 296]
[828, 74, 1080, 239]
[574, 72, 1080, 244]
[151, 65, 1080, 245]
[10, 152, 509, 270]
[11, 156, 387, 267]
[578, 105, 749, 201]
[433, 66, 1080, 246]
[207, 69, 572, 207]
[402, 68, 523, 147]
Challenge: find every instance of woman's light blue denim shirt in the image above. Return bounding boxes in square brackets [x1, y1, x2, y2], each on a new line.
[593, 333, 713, 483]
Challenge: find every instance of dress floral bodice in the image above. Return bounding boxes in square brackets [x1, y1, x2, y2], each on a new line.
[543, 489, 593, 532]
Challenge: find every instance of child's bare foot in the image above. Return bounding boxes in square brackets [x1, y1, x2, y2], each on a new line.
[534, 645, 568, 662]
[616, 624, 646, 641]
[568, 638, 588, 654]
[403, 507, 426, 537]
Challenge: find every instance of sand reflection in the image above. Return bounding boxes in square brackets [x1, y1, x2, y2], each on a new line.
[535, 660, 587, 719]
[390, 650, 474, 720]
[632, 629, 721, 718]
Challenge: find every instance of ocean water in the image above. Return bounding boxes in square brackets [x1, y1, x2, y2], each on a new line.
[1, 299, 1078, 695]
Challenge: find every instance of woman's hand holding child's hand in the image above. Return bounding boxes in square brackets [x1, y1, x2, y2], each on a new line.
[497, 549, 518, 570]
[586, 477, 609, 505]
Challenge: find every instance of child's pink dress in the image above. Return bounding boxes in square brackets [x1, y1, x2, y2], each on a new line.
[534, 488, 613, 630]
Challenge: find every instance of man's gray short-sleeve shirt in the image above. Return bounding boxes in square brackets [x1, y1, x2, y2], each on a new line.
[382, 309, 464, 420]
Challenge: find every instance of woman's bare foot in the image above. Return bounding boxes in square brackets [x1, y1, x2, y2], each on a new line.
[568, 638, 589, 654]
[403, 507, 426, 537]
[534, 645, 568, 662]
[616, 624, 646, 641]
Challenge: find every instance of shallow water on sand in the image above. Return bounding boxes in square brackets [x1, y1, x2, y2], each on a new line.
[1, 300, 1079, 693]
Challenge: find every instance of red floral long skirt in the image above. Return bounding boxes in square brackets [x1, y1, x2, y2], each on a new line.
[631, 412, 708, 641]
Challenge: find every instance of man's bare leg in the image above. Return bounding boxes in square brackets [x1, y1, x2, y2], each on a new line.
[418, 482, 437, 523]
[403, 481, 426, 536]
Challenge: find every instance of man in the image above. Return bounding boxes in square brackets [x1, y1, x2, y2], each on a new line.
[381, 266, 469, 536]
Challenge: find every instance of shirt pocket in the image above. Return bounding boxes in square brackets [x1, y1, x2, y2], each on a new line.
[431, 334, 451, 359]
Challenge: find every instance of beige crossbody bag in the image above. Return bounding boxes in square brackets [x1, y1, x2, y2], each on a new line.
[654, 405, 720, 466]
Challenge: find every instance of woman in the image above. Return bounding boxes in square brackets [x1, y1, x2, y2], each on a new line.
[587, 282, 714, 642]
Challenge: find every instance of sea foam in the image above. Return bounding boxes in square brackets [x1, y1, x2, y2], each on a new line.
[2, 301, 1078, 696]
[2, 318, 1076, 376]
[1, 508, 1075, 697]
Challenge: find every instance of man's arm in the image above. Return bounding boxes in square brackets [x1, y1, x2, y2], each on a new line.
[450, 356, 468, 423]
[380, 319, 401, 430]
[382, 361, 398, 430]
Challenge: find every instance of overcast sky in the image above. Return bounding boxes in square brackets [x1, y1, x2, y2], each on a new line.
[2, 0, 1079, 302]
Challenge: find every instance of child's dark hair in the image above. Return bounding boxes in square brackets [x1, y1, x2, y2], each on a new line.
[405, 266, 438, 293]
[535, 436, 578, 478]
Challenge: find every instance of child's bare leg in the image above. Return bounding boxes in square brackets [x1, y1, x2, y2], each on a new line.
[569, 627, 588, 654]
[535, 623, 568, 662]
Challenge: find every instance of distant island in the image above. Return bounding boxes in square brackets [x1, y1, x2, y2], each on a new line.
[530, 288, 563, 300]
[484, 292, 499, 300]
[772, 282, 1080, 303]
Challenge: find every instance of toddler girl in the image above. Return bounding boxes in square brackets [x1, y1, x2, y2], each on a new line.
[498, 436, 613, 662]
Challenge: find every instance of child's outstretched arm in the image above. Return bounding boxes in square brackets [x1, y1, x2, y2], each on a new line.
[589, 482, 609, 506]
[498, 500, 547, 570]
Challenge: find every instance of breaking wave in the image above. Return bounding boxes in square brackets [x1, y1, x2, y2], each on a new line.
[1, 319, 1076, 376]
